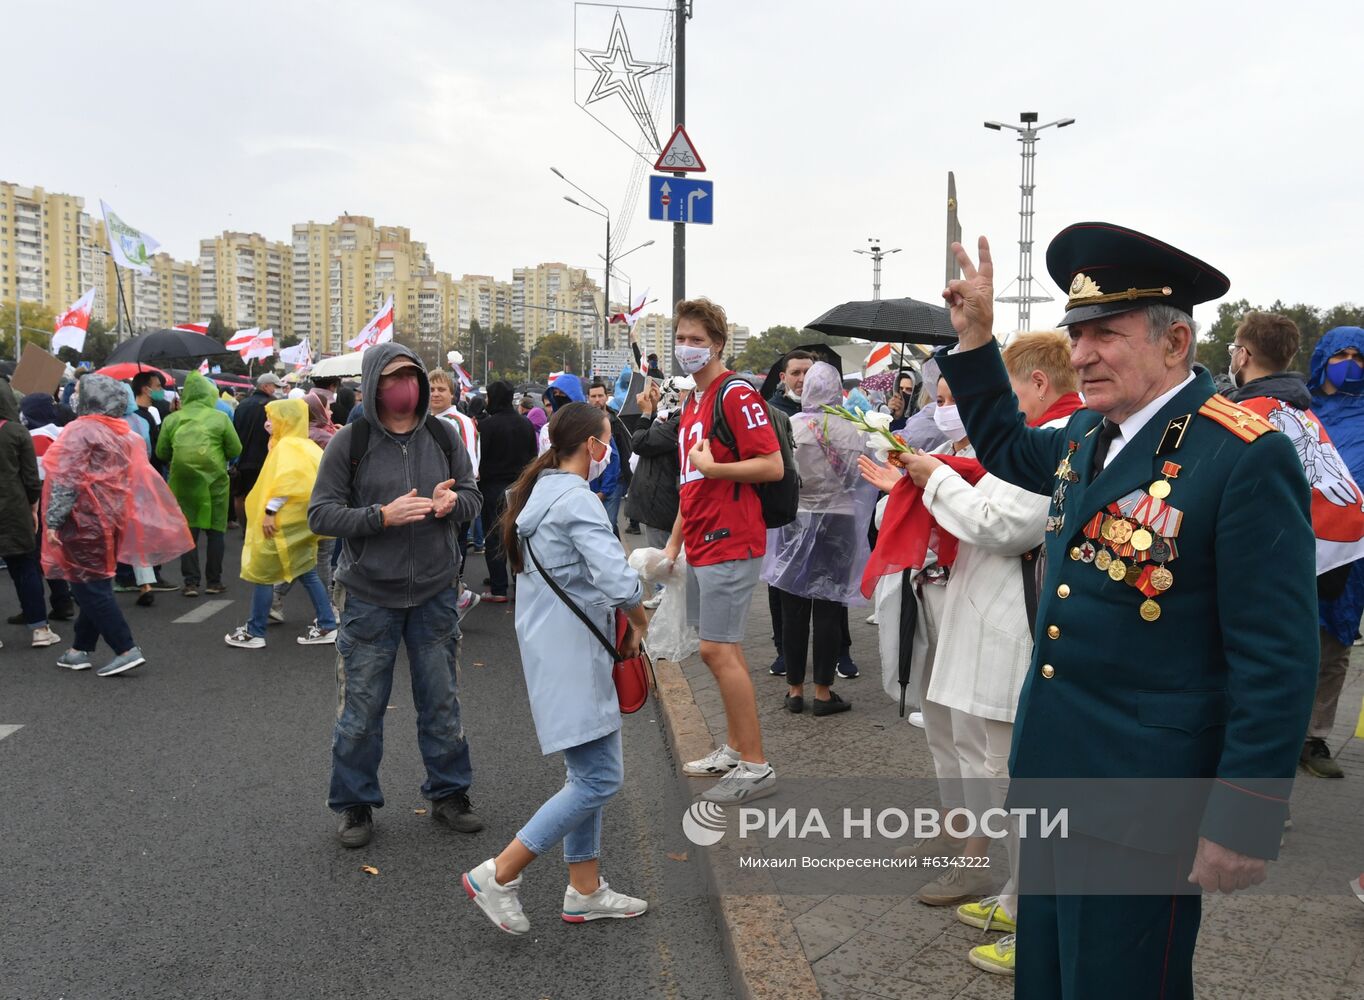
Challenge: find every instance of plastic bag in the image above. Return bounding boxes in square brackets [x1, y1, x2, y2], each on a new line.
[629, 546, 698, 662]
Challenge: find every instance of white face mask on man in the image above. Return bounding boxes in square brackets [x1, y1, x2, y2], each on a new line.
[674, 344, 713, 375]
[933, 402, 967, 440]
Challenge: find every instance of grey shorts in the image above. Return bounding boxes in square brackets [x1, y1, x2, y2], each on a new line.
[686, 557, 764, 644]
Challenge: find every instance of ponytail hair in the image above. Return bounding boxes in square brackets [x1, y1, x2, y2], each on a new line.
[498, 401, 608, 575]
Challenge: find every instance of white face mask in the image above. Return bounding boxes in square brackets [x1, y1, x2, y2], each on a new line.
[933, 403, 966, 439]
[588, 437, 612, 481]
[675, 343, 713, 375]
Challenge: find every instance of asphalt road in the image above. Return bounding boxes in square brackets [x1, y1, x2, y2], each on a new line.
[0, 542, 733, 1000]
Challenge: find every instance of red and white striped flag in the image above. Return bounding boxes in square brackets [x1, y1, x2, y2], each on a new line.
[863, 343, 895, 377]
[174, 320, 210, 336]
[242, 328, 276, 362]
[224, 327, 257, 352]
[455, 363, 473, 390]
[609, 288, 650, 330]
[52, 288, 97, 354]
[347, 296, 395, 352]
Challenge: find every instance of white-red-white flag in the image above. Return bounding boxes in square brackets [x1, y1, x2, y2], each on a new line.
[454, 363, 473, 390]
[198, 358, 211, 374]
[347, 296, 395, 352]
[174, 320, 210, 336]
[225, 327, 257, 352]
[51, 288, 97, 354]
[278, 339, 312, 368]
[609, 288, 650, 330]
[863, 343, 895, 377]
[242, 328, 276, 362]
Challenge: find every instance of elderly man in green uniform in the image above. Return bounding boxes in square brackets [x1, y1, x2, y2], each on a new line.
[934, 223, 1317, 998]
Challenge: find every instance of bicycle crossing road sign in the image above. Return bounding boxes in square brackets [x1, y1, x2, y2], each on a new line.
[654, 124, 706, 172]
[649, 176, 713, 225]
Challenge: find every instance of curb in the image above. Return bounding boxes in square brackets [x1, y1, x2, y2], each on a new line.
[652, 655, 823, 1000]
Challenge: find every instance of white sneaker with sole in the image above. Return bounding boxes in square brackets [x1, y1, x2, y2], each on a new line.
[642, 593, 664, 610]
[297, 624, 337, 645]
[224, 626, 266, 649]
[31, 627, 62, 648]
[701, 761, 777, 804]
[462, 858, 529, 935]
[683, 744, 741, 777]
[562, 879, 648, 922]
[457, 589, 481, 622]
[268, 605, 285, 624]
[907, 711, 925, 729]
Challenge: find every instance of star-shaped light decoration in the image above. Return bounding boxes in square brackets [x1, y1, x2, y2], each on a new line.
[578, 11, 666, 148]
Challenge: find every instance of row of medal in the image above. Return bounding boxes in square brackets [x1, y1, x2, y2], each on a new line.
[1069, 476, 1183, 622]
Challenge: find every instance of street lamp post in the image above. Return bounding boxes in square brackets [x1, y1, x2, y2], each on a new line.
[983, 112, 1075, 332]
[854, 238, 901, 301]
[552, 167, 614, 351]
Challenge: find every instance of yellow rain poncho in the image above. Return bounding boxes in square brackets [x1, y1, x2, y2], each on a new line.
[242, 398, 324, 584]
[156, 371, 242, 532]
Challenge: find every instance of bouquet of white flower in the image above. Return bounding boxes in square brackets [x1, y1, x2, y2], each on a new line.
[820, 404, 911, 461]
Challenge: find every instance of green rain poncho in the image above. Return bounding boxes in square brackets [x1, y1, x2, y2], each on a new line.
[155, 371, 243, 531]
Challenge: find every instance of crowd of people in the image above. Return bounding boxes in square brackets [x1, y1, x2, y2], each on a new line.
[4, 221, 1364, 994]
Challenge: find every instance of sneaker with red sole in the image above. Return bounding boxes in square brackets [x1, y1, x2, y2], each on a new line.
[463, 858, 529, 935]
[481, 593, 510, 604]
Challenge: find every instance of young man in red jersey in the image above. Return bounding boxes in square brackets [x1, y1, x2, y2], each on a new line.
[663, 298, 784, 804]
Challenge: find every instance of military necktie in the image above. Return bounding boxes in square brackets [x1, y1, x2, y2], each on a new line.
[1091, 419, 1121, 477]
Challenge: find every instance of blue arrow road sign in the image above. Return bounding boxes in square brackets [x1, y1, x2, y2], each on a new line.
[648, 175, 713, 225]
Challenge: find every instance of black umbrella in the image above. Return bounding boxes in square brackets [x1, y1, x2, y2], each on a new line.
[104, 328, 235, 366]
[807, 297, 958, 346]
[758, 342, 843, 401]
[897, 570, 919, 717]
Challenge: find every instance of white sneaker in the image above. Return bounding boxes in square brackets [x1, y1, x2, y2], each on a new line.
[865, 612, 879, 625]
[224, 626, 266, 649]
[682, 743, 741, 777]
[297, 624, 337, 645]
[642, 593, 664, 610]
[268, 605, 285, 624]
[31, 627, 62, 648]
[462, 858, 529, 935]
[457, 589, 481, 622]
[701, 761, 777, 804]
[562, 879, 648, 923]
[907, 711, 925, 729]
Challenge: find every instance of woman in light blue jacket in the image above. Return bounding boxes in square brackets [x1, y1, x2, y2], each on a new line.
[462, 401, 651, 936]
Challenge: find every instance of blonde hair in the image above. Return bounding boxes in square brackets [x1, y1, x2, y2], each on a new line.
[1002, 331, 1077, 394]
[427, 368, 453, 389]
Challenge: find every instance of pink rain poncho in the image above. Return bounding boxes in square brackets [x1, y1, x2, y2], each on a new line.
[41, 374, 193, 582]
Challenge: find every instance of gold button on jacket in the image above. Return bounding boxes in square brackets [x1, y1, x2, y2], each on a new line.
[1047, 625, 1060, 639]
[1056, 584, 1071, 598]
[1041, 664, 1055, 679]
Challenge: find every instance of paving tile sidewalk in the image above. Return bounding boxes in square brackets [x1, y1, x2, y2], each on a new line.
[664, 574, 1364, 1000]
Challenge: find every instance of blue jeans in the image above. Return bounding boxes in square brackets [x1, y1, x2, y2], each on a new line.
[517, 729, 623, 863]
[602, 492, 623, 539]
[249, 571, 335, 638]
[471, 515, 486, 547]
[4, 550, 48, 628]
[328, 587, 473, 810]
[70, 579, 135, 655]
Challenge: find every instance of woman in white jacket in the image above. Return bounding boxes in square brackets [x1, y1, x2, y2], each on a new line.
[461, 401, 651, 936]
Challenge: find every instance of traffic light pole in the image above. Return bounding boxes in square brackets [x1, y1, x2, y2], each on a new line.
[670, 0, 687, 374]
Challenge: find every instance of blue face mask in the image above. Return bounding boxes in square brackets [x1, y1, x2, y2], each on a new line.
[1325, 357, 1364, 390]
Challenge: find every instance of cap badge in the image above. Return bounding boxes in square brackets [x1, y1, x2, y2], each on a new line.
[1069, 273, 1102, 299]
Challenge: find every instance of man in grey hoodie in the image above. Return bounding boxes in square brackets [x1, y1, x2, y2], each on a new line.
[308, 343, 484, 848]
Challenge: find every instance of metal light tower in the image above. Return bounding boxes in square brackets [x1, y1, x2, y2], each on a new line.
[984, 112, 1075, 331]
[854, 238, 901, 301]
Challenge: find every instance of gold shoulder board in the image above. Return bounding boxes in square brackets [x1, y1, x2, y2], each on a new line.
[1198, 394, 1276, 443]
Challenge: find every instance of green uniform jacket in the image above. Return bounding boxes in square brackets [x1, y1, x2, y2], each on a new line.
[156, 372, 243, 532]
[938, 342, 1317, 860]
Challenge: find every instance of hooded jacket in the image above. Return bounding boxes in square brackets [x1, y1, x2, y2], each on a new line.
[233, 386, 278, 472]
[307, 343, 482, 609]
[0, 380, 40, 555]
[513, 468, 644, 754]
[1226, 371, 1313, 410]
[477, 381, 537, 485]
[625, 410, 680, 529]
[156, 371, 243, 531]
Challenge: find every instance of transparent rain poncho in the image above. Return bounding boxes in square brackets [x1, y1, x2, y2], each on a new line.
[761, 361, 877, 604]
[241, 398, 324, 584]
[156, 371, 242, 531]
[41, 374, 193, 582]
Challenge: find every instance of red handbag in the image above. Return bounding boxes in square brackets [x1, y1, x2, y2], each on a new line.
[526, 539, 655, 714]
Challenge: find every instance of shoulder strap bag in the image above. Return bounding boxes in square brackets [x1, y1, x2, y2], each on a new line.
[524, 536, 654, 714]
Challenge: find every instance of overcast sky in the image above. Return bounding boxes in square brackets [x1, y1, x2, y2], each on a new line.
[7, 1, 1361, 338]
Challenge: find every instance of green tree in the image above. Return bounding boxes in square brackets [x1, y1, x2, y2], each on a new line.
[1196, 300, 1364, 375]
[3, 300, 57, 358]
[732, 325, 849, 373]
[485, 322, 525, 381]
[530, 333, 581, 381]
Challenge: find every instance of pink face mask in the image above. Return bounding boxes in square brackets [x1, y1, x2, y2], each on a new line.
[379, 376, 420, 416]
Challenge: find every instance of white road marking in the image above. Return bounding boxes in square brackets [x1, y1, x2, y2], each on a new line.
[172, 600, 234, 624]
[0, 725, 23, 742]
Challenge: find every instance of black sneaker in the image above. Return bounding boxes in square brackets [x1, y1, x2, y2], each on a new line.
[431, 792, 485, 834]
[768, 652, 786, 677]
[337, 805, 374, 848]
[836, 654, 861, 679]
[784, 694, 805, 714]
[49, 602, 76, 621]
[136, 591, 155, 607]
[6, 612, 25, 625]
[813, 692, 852, 717]
[1300, 738, 1344, 779]
[149, 578, 179, 593]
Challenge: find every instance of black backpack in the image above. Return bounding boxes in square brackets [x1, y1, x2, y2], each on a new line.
[347, 415, 455, 489]
[707, 375, 801, 529]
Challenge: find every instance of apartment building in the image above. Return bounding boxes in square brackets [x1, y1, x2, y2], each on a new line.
[199, 231, 291, 334]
